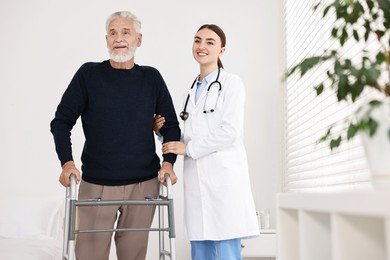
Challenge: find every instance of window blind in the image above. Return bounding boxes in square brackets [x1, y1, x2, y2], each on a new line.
[283, 0, 374, 192]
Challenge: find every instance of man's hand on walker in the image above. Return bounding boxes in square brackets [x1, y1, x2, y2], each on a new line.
[59, 161, 81, 187]
[159, 161, 177, 186]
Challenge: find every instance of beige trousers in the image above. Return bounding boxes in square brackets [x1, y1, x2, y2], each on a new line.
[75, 177, 159, 260]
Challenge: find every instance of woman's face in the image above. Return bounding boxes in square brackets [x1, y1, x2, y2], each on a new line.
[192, 28, 225, 67]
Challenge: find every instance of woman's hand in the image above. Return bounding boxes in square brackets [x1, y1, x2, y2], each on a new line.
[153, 115, 165, 135]
[162, 141, 187, 156]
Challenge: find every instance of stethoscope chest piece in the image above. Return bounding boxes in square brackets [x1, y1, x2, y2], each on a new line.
[179, 111, 189, 121]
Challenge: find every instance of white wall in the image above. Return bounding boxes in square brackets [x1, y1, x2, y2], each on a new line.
[0, 0, 285, 259]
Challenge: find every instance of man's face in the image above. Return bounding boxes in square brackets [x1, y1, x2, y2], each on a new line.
[106, 17, 142, 63]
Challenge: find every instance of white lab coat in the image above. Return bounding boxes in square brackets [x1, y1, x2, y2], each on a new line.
[182, 69, 259, 241]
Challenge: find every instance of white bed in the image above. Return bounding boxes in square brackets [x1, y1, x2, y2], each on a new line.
[0, 197, 63, 260]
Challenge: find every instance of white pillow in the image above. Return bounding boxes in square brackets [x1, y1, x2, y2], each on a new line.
[0, 197, 62, 239]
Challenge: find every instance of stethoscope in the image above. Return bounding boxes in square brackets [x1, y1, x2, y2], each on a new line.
[179, 68, 222, 121]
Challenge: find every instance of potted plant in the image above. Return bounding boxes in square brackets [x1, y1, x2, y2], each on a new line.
[285, 0, 390, 184]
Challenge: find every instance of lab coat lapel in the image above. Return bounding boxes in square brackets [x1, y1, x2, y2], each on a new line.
[189, 86, 197, 106]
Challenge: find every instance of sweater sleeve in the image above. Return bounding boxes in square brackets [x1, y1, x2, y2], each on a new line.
[154, 72, 181, 165]
[50, 64, 89, 166]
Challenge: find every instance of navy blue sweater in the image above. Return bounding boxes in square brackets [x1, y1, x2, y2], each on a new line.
[50, 61, 181, 185]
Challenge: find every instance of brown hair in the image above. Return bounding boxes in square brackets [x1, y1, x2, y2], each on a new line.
[197, 24, 226, 69]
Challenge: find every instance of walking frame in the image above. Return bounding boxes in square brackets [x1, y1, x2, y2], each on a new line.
[62, 174, 176, 260]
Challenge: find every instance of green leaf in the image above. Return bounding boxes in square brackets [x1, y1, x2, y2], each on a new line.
[337, 74, 349, 101]
[335, 7, 343, 19]
[323, 4, 333, 17]
[368, 118, 378, 137]
[350, 66, 359, 77]
[313, 2, 321, 11]
[349, 2, 364, 23]
[364, 67, 380, 83]
[350, 82, 364, 102]
[331, 27, 338, 38]
[366, 0, 374, 10]
[369, 100, 382, 107]
[378, 0, 390, 23]
[340, 27, 348, 46]
[347, 124, 359, 140]
[299, 56, 322, 76]
[353, 29, 359, 41]
[364, 20, 371, 41]
[359, 119, 369, 132]
[330, 50, 338, 57]
[344, 59, 352, 69]
[375, 52, 387, 64]
[314, 83, 324, 95]
[330, 136, 342, 150]
[334, 60, 342, 74]
[319, 127, 332, 143]
[344, 0, 353, 5]
[285, 64, 299, 79]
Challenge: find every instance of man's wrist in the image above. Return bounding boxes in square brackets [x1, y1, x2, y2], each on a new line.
[162, 161, 173, 167]
[62, 161, 75, 169]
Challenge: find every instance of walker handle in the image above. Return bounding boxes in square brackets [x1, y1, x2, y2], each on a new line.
[69, 173, 77, 200]
[164, 173, 173, 199]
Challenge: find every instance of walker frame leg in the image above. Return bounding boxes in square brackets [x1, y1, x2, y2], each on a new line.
[62, 174, 176, 260]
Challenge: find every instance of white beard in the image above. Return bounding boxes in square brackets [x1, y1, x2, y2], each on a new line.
[108, 45, 136, 63]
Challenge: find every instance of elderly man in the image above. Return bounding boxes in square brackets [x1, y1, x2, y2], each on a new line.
[50, 11, 180, 260]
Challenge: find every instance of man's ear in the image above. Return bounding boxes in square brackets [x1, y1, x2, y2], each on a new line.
[105, 35, 108, 48]
[137, 33, 143, 47]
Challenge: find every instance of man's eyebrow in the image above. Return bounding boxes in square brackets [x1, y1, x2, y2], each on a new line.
[109, 28, 131, 32]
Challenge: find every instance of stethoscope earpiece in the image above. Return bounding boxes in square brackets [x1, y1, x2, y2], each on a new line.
[180, 69, 222, 121]
[203, 109, 214, 113]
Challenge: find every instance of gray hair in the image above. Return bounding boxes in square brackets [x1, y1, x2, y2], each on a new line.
[105, 11, 142, 33]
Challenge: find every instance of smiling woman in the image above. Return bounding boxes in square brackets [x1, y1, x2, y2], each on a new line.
[156, 24, 260, 260]
[192, 26, 226, 72]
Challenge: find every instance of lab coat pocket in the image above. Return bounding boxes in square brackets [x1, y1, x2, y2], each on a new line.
[202, 149, 239, 188]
